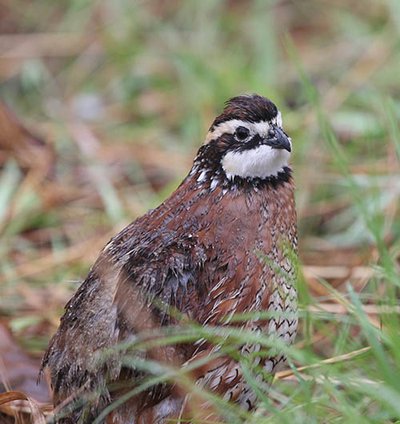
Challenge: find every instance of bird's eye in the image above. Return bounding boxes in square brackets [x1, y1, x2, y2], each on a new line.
[234, 126, 250, 141]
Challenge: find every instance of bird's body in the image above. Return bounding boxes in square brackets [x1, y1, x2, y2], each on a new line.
[42, 95, 298, 423]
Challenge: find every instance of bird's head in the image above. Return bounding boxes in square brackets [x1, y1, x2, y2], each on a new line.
[192, 94, 292, 189]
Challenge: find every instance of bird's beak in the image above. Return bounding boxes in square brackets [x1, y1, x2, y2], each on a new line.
[264, 126, 291, 152]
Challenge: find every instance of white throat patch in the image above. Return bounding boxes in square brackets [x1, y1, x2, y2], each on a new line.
[222, 145, 290, 179]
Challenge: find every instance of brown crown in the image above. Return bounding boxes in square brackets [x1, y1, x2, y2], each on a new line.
[210, 94, 278, 130]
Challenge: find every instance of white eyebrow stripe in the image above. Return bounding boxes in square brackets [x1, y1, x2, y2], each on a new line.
[205, 119, 246, 144]
[204, 117, 282, 144]
[276, 111, 282, 127]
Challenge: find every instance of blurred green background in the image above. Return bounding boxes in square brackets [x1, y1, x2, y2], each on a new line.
[0, 0, 400, 422]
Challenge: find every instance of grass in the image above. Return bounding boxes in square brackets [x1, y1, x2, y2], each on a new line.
[0, 0, 400, 422]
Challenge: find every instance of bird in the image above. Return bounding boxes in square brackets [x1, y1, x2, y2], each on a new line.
[41, 94, 298, 423]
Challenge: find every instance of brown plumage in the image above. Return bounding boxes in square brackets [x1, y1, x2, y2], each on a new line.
[41, 94, 298, 423]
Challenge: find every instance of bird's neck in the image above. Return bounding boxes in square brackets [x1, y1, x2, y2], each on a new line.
[187, 162, 292, 194]
[186, 143, 292, 193]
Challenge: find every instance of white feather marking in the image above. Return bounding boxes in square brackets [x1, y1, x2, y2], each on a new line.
[226, 368, 238, 383]
[222, 145, 290, 179]
[264, 360, 274, 373]
[197, 171, 207, 183]
[275, 111, 282, 127]
[210, 178, 218, 191]
[197, 170, 208, 182]
[209, 278, 226, 293]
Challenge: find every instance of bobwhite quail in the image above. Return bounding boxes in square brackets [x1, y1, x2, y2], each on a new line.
[41, 94, 298, 423]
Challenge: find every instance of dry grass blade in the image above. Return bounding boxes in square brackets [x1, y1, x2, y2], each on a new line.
[275, 346, 371, 381]
[0, 231, 112, 284]
[0, 33, 94, 59]
[303, 265, 374, 281]
[0, 390, 48, 424]
[0, 102, 54, 177]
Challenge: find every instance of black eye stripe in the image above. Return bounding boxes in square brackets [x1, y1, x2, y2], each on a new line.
[235, 134, 263, 151]
[234, 126, 250, 141]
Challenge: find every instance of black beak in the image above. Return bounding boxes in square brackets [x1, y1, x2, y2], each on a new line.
[265, 126, 291, 152]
